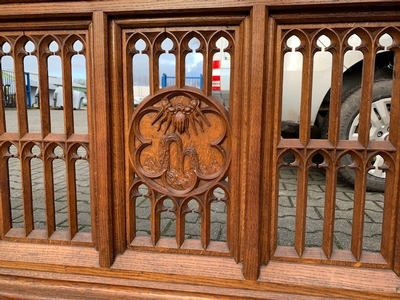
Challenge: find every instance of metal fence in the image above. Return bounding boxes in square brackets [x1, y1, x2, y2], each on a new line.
[161, 73, 203, 89]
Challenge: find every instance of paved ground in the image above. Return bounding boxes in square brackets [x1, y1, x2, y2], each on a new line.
[278, 167, 384, 252]
[4, 108, 88, 133]
[4, 109, 384, 252]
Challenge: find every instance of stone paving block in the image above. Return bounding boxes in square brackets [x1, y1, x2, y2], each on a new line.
[54, 183, 67, 192]
[279, 190, 297, 198]
[55, 212, 68, 228]
[136, 207, 151, 219]
[210, 223, 223, 241]
[9, 180, 22, 189]
[211, 211, 227, 223]
[185, 212, 200, 223]
[305, 218, 324, 232]
[306, 196, 325, 208]
[335, 215, 353, 227]
[308, 172, 326, 182]
[336, 190, 356, 199]
[278, 196, 294, 207]
[306, 206, 323, 220]
[10, 198, 23, 210]
[76, 200, 91, 212]
[278, 215, 295, 231]
[335, 209, 354, 220]
[136, 197, 150, 208]
[333, 232, 351, 250]
[136, 219, 151, 232]
[185, 222, 201, 237]
[32, 197, 46, 209]
[278, 228, 294, 246]
[79, 225, 91, 233]
[57, 205, 69, 213]
[307, 184, 325, 193]
[33, 208, 46, 223]
[278, 205, 296, 217]
[364, 210, 383, 223]
[11, 211, 24, 225]
[306, 231, 323, 247]
[35, 221, 46, 230]
[219, 224, 227, 241]
[160, 217, 176, 236]
[279, 167, 297, 179]
[364, 199, 384, 211]
[56, 218, 69, 230]
[363, 236, 381, 252]
[78, 212, 91, 225]
[335, 198, 354, 211]
[282, 183, 298, 191]
[210, 200, 227, 213]
[363, 222, 383, 238]
[136, 230, 151, 236]
[55, 201, 68, 212]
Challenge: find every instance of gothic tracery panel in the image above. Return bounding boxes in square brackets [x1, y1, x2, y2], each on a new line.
[124, 28, 234, 251]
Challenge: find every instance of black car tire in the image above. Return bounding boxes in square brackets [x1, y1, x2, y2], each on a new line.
[337, 80, 391, 192]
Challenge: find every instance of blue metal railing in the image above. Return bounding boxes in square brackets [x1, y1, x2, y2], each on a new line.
[1, 70, 31, 108]
[161, 73, 203, 89]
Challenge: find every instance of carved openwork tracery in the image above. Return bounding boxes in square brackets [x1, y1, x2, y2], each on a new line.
[130, 89, 230, 198]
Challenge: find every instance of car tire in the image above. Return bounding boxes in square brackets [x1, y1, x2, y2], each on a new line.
[323, 80, 391, 192]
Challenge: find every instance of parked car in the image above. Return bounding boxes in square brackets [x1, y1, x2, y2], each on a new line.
[212, 35, 393, 192]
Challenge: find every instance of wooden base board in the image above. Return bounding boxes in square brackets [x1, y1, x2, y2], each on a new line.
[0, 241, 399, 299]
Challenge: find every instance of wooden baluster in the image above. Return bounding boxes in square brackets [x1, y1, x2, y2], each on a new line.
[350, 30, 374, 261]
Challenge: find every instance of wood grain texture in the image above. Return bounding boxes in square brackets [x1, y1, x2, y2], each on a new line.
[0, 1, 400, 299]
[0, 241, 399, 299]
[241, 5, 267, 280]
[0, 1, 398, 18]
[90, 11, 114, 267]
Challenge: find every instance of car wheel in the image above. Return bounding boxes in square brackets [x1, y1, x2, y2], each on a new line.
[338, 80, 391, 192]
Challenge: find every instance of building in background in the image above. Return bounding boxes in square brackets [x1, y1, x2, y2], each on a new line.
[2, 70, 86, 109]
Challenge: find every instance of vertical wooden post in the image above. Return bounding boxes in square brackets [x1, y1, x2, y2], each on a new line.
[0, 64, 10, 236]
[14, 37, 28, 137]
[322, 35, 343, 259]
[61, 39, 75, 138]
[241, 5, 267, 280]
[37, 42, 51, 138]
[0, 152, 11, 237]
[109, 20, 126, 255]
[389, 39, 400, 276]
[0, 67, 6, 134]
[262, 16, 276, 264]
[91, 11, 114, 268]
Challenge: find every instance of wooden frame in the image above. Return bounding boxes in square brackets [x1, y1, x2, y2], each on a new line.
[0, 1, 400, 298]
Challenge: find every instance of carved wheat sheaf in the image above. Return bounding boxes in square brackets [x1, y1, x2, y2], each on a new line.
[130, 89, 230, 197]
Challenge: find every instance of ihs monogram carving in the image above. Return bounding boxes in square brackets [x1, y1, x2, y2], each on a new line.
[130, 89, 231, 197]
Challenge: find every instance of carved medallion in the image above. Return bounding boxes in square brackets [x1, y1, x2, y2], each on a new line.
[129, 89, 231, 197]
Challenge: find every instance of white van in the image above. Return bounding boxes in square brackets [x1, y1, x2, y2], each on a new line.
[212, 35, 393, 192]
[53, 86, 86, 110]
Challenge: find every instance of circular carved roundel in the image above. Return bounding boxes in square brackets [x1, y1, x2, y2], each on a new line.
[129, 88, 231, 197]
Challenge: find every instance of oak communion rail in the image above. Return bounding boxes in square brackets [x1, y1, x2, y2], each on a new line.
[0, 1, 400, 299]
